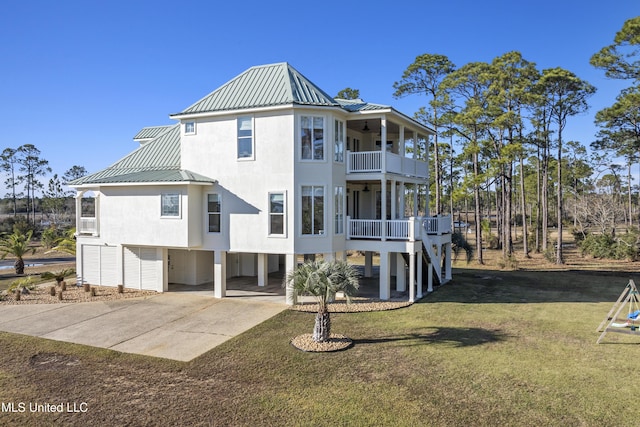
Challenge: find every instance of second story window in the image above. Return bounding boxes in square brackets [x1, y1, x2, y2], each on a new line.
[161, 193, 180, 217]
[237, 116, 253, 159]
[208, 194, 221, 232]
[301, 116, 324, 160]
[334, 120, 344, 162]
[185, 121, 196, 135]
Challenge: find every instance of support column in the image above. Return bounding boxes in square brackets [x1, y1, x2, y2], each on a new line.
[418, 253, 424, 299]
[379, 251, 391, 300]
[396, 253, 406, 292]
[257, 253, 268, 287]
[391, 179, 397, 219]
[364, 251, 373, 277]
[409, 252, 416, 303]
[427, 261, 433, 293]
[285, 254, 296, 305]
[214, 250, 227, 298]
[445, 243, 452, 281]
[323, 252, 334, 262]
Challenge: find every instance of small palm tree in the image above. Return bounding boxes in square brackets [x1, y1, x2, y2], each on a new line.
[48, 227, 76, 255]
[285, 259, 359, 342]
[0, 229, 36, 274]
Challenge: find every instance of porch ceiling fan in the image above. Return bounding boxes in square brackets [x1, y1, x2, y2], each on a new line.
[362, 121, 370, 132]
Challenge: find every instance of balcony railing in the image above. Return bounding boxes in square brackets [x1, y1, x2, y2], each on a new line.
[346, 215, 451, 241]
[79, 217, 98, 235]
[422, 216, 452, 235]
[346, 150, 428, 179]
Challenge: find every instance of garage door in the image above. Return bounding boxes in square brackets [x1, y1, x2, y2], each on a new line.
[81, 245, 117, 286]
[124, 247, 161, 291]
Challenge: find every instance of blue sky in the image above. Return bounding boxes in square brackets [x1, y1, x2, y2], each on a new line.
[0, 0, 637, 184]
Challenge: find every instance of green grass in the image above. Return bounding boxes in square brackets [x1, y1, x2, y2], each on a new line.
[1, 268, 640, 426]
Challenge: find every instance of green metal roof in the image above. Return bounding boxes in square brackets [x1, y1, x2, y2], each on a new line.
[70, 125, 215, 186]
[133, 125, 174, 141]
[335, 98, 390, 112]
[172, 62, 338, 116]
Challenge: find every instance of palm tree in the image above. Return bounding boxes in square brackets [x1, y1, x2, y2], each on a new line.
[0, 229, 36, 274]
[285, 259, 359, 342]
[48, 227, 76, 255]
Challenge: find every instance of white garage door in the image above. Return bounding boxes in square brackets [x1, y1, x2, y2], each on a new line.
[124, 247, 161, 291]
[81, 245, 117, 286]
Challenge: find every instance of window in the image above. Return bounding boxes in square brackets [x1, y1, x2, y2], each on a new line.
[301, 116, 324, 160]
[301, 186, 324, 235]
[237, 116, 253, 159]
[335, 186, 344, 234]
[334, 120, 344, 162]
[161, 193, 180, 217]
[269, 192, 285, 236]
[185, 121, 196, 135]
[208, 194, 221, 232]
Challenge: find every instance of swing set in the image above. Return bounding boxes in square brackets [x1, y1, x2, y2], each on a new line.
[597, 279, 640, 344]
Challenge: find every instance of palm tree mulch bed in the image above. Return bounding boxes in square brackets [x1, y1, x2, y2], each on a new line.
[290, 333, 353, 352]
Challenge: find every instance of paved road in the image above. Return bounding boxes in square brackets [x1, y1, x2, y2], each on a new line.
[0, 257, 75, 269]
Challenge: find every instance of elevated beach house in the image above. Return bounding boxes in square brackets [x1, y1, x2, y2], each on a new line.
[70, 63, 452, 303]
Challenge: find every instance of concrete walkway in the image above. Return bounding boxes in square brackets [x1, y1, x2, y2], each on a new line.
[0, 293, 286, 362]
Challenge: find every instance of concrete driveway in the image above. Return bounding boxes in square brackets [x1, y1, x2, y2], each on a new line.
[0, 293, 286, 361]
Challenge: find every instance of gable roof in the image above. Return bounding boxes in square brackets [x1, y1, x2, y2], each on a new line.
[171, 62, 338, 116]
[133, 125, 175, 141]
[69, 124, 215, 186]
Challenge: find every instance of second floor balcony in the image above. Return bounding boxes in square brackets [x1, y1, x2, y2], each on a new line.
[346, 150, 428, 179]
[346, 215, 451, 241]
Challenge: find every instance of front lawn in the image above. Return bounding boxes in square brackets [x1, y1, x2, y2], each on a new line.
[0, 268, 638, 426]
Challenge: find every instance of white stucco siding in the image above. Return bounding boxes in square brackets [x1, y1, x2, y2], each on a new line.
[98, 185, 200, 248]
[292, 110, 347, 254]
[182, 112, 296, 254]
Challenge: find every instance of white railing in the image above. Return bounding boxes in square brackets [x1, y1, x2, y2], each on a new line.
[348, 219, 382, 239]
[348, 151, 382, 172]
[347, 215, 451, 240]
[347, 150, 428, 179]
[79, 217, 97, 235]
[422, 215, 452, 235]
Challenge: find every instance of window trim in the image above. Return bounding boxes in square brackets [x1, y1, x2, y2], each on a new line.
[184, 121, 196, 135]
[334, 119, 345, 163]
[268, 191, 286, 237]
[334, 186, 344, 235]
[237, 116, 255, 161]
[300, 115, 325, 162]
[300, 185, 325, 236]
[207, 193, 221, 233]
[161, 193, 181, 218]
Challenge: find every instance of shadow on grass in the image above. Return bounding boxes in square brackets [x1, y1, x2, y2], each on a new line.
[415, 269, 640, 304]
[354, 327, 509, 348]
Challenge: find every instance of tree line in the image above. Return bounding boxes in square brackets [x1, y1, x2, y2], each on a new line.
[390, 16, 639, 265]
[0, 144, 86, 228]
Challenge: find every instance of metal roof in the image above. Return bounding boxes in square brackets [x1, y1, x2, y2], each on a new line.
[70, 125, 214, 186]
[335, 98, 390, 112]
[81, 169, 214, 185]
[133, 125, 174, 141]
[172, 63, 338, 116]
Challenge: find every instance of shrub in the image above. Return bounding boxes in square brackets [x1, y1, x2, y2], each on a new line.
[7, 276, 37, 293]
[41, 226, 64, 249]
[578, 230, 640, 261]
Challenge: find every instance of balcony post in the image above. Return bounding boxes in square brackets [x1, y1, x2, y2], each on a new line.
[381, 177, 387, 241]
[346, 215, 351, 240]
[75, 191, 83, 235]
[346, 149, 352, 173]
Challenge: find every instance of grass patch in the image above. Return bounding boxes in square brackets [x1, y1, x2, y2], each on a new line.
[1, 268, 640, 425]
